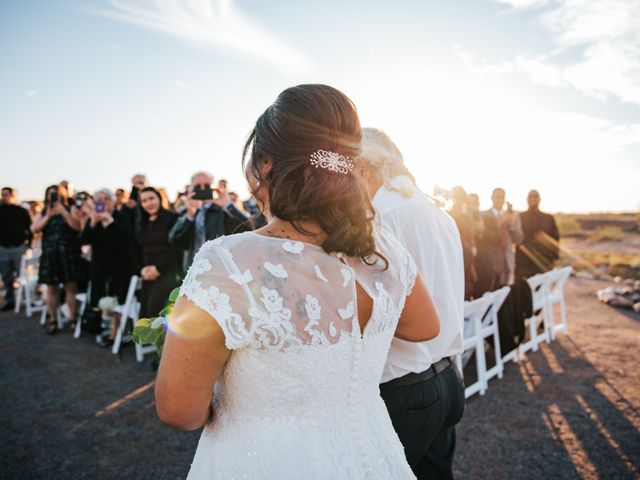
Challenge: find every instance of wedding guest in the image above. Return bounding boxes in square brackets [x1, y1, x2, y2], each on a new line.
[0, 187, 32, 311]
[31, 184, 83, 334]
[449, 186, 477, 299]
[467, 193, 493, 297]
[79, 189, 133, 343]
[136, 187, 180, 318]
[516, 190, 560, 279]
[356, 128, 465, 480]
[478, 188, 523, 290]
[168, 171, 250, 266]
[113, 187, 135, 234]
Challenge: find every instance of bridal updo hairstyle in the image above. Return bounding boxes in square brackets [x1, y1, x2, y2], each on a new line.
[243, 84, 384, 265]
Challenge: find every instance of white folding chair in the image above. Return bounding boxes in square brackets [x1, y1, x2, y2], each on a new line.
[456, 295, 493, 398]
[481, 286, 510, 384]
[14, 252, 46, 317]
[546, 266, 573, 340]
[73, 282, 91, 339]
[112, 276, 141, 355]
[111, 276, 155, 361]
[519, 272, 552, 357]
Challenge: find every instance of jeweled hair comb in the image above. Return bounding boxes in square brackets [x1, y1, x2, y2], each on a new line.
[309, 149, 354, 175]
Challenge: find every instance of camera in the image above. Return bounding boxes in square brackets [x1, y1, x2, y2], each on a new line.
[193, 185, 213, 201]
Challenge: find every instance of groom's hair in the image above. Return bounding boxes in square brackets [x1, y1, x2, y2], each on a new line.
[243, 84, 387, 267]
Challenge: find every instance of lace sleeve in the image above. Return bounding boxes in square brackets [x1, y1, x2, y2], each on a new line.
[178, 240, 253, 350]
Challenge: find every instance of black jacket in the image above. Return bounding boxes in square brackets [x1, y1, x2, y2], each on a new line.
[0, 204, 32, 247]
[169, 203, 251, 265]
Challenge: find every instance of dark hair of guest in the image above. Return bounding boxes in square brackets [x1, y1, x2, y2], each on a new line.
[242, 84, 385, 267]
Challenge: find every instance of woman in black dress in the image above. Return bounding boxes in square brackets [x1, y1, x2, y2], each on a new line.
[136, 187, 180, 318]
[31, 184, 83, 334]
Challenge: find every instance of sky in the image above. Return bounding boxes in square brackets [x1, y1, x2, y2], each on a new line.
[1, 0, 639, 213]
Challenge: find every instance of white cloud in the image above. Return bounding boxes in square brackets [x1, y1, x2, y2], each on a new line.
[168, 79, 190, 88]
[84, 0, 311, 73]
[478, 0, 640, 105]
[25, 90, 38, 97]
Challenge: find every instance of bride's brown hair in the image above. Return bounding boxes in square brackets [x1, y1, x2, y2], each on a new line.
[243, 84, 384, 265]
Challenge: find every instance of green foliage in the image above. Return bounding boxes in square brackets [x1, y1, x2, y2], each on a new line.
[132, 287, 179, 358]
[556, 215, 582, 237]
[588, 226, 625, 242]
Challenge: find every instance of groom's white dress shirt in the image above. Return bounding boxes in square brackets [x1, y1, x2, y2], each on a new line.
[374, 177, 465, 383]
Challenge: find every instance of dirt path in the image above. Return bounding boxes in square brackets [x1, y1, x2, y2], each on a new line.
[1, 277, 638, 479]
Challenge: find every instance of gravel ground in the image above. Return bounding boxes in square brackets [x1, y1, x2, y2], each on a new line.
[1, 277, 638, 479]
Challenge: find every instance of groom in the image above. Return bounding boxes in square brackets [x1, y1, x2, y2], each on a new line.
[355, 128, 465, 480]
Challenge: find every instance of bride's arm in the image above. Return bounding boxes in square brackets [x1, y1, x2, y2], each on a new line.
[155, 296, 231, 431]
[395, 274, 440, 342]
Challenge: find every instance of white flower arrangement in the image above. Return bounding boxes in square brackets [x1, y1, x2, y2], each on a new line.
[98, 296, 119, 321]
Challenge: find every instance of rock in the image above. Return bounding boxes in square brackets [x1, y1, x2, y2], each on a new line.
[576, 271, 595, 280]
[634, 302, 640, 313]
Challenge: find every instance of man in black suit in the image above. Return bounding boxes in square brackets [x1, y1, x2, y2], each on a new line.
[516, 190, 560, 279]
[478, 188, 523, 291]
[169, 171, 251, 270]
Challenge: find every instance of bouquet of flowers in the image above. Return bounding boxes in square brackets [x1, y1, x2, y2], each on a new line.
[98, 296, 119, 320]
[132, 287, 180, 357]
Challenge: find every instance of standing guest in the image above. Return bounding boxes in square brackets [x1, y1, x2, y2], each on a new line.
[136, 187, 180, 318]
[449, 186, 477, 299]
[113, 188, 134, 229]
[129, 174, 148, 206]
[27, 200, 43, 221]
[79, 189, 133, 343]
[0, 187, 32, 311]
[169, 171, 250, 265]
[31, 184, 83, 334]
[467, 193, 493, 297]
[516, 190, 560, 279]
[479, 188, 523, 290]
[356, 128, 465, 480]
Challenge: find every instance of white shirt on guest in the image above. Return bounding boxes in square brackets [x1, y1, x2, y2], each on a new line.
[374, 176, 465, 383]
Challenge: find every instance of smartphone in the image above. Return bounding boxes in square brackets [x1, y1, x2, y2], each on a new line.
[130, 186, 139, 202]
[193, 186, 213, 201]
[95, 201, 105, 213]
[50, 191, 59, 204]
[507, 202, 513, 214]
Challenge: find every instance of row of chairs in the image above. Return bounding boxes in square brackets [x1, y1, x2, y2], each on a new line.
[456, 266, 573, 399]
[13, 252, 154, 362]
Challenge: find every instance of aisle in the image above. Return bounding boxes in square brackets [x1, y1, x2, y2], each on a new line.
[454, 277, 640, 479]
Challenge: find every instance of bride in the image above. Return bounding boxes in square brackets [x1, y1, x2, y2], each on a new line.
[155, 84, 441, 479]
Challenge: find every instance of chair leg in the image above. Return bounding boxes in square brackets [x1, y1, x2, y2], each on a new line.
[493, 328, 504, 379]
[560, 299, 568, 335]
[112, 314, 128, 355]
[15, 284, 23, 314]
[40, 308, 47, 325]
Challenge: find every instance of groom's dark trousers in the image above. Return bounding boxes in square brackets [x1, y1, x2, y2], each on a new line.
[380, 358, 465, 480]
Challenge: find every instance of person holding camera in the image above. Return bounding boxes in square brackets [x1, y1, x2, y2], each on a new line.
[168, 171, 251, 267]
[31, 184, 83, 334]
[0, 187, 32, 311]
[79, 189, 133, 343]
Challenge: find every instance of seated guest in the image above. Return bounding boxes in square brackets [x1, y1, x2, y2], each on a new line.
[31, 184, 83, 334]
[169, 171, 250, 266]
[516, 190, 560, 279]
[79, 189, 133, 344]
[136, 187, 180, 318]
[0, 187, 32, 311]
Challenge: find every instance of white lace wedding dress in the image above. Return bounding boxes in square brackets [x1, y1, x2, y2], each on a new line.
[178, 230, 417, 479]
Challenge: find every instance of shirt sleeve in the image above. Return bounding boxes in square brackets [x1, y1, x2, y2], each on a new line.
[178, 240, 252, 349]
